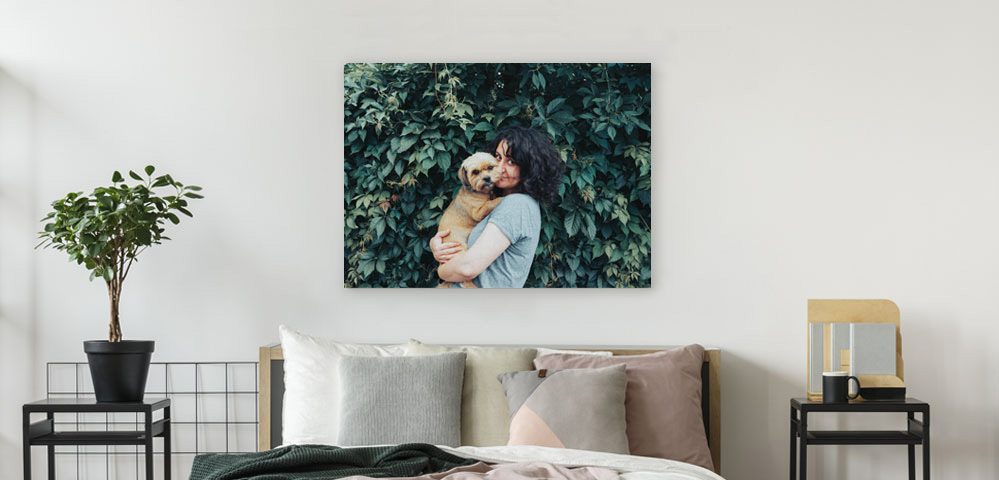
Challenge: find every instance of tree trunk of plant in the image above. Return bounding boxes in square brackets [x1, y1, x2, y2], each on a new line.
[107, 279, 122, 342]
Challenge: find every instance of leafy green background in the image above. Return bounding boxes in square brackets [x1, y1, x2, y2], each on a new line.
[344, 63, 651, 288]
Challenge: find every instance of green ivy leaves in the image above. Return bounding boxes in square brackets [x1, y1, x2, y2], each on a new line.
[344, 63, 651, 287]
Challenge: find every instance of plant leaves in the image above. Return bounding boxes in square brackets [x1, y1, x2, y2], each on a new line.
[582, 214, 596, 240]
[398, 136, 419, 153]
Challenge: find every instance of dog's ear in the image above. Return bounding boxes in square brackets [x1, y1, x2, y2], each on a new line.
[459, 165, 472, 189]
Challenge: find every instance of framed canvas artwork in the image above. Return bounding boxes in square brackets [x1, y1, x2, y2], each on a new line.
[344, 63, 651, 288]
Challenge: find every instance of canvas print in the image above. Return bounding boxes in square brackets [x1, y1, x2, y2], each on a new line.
[344, 63, 651, 288]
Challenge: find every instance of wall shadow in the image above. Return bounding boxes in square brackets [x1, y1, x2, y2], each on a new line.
[0, 64, 41, 479]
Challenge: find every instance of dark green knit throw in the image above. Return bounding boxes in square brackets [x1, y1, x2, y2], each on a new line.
[189, 443, 477, 480]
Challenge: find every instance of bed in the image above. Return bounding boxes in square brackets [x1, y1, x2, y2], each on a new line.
[253, 341, 723, 480]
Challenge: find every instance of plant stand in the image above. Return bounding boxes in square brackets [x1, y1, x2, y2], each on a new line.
[789, 397, 929, 479]
[23, 398, 170, 479]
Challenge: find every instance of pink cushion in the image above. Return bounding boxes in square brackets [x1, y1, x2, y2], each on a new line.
[534, 345, 712, 471]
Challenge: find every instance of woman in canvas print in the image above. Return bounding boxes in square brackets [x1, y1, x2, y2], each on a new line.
[431, 126, 564, 288]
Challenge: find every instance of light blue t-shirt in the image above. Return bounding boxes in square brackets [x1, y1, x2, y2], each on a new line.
[464, 193, 541, 288]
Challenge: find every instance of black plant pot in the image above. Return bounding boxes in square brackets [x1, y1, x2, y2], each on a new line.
[83, 340, 155, 403]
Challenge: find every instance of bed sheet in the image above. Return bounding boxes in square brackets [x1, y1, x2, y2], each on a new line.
[439, 445, 725, 480]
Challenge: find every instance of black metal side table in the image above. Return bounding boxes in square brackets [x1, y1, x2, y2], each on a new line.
[790, 397, 929, 480]
[22, 398, 171, 480]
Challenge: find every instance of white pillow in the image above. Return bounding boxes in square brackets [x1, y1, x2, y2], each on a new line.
[278, 325, 405, 445]
[536, 347, 614, 357]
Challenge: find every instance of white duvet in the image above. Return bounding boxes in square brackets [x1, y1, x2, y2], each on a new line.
[439, 445, 725, 480]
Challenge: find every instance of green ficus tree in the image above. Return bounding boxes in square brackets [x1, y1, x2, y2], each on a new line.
[345, 63, 651, 287]
[37, 166, 203, 342]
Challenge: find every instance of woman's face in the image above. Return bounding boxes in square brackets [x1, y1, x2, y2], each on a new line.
[493, 139, 521, 191]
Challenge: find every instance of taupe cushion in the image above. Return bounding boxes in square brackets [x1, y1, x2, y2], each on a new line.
[534, 345, 713, 470]
[338, 352, 466, 447]
[406, 340, 537, 446]
[497, 365, 629, 454]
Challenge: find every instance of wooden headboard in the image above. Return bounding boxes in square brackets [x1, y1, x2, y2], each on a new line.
[258, 345, 721, 473]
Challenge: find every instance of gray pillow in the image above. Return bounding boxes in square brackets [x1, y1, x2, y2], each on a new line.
[497, 364, 630, 454]
[406, 340, 537, 446]
[338, 352, 466, 446]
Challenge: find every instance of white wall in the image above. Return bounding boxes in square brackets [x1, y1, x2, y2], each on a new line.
[2, 1, 998, 478]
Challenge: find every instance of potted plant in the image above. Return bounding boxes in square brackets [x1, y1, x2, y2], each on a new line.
[37, 166, 202, 402]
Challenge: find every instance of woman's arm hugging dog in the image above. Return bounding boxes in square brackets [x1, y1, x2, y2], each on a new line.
[436, 152, 504, 287]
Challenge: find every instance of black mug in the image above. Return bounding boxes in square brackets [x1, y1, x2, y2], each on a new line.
[822, 372, 860, 403]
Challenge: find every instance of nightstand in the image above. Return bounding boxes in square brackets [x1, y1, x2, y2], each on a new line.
[789, 397, 929, 480]
[22, 398, 171, 479]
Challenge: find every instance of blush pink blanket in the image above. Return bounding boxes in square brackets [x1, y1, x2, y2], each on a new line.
[342, 461, 620, 480]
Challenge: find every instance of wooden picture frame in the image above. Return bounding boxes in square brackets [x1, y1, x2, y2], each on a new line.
[807, 299, 905, 401]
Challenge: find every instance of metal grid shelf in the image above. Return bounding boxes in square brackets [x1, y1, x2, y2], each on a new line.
[46, 361, 258, 480]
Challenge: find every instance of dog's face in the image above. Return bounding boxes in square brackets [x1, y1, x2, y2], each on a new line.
[458, 152, 500, 194]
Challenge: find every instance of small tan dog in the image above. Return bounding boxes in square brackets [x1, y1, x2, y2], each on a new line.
[436, 152, 504, 288]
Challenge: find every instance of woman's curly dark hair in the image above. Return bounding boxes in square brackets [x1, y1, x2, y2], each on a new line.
[484, 126, 565, 204]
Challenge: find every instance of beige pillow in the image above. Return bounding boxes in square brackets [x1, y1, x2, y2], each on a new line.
[534, 344, 712, 471]
[406, 340, 537, 446]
